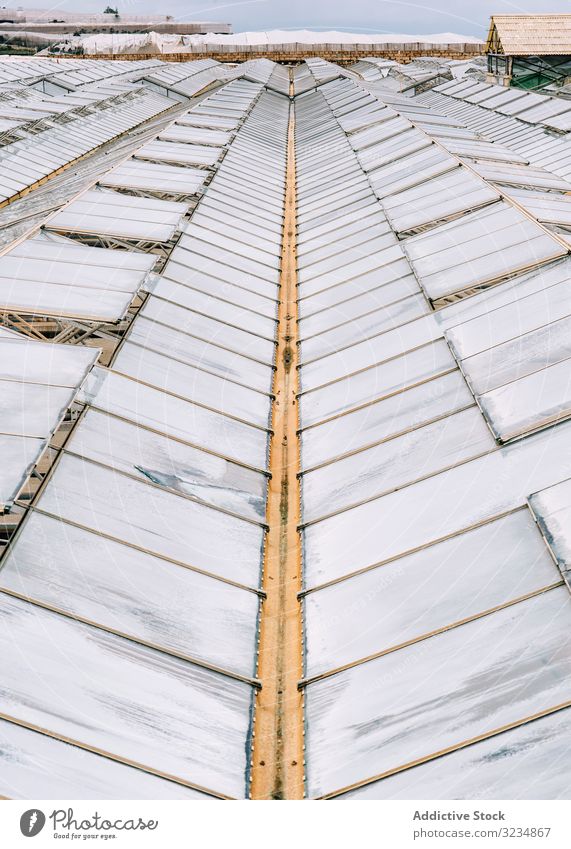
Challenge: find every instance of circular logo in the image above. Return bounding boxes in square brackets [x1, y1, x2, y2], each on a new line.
[20, 810, 46, 837]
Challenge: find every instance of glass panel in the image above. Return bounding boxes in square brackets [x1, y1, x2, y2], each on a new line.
[69, 409, 267, 521]
[0, 339, 96, 387]
[304, 509, 558, 676]
[300, 315, 443, 394]
[445, 265, 571, 360]
[300, 294, 429, 362]
[0, 719, 211, 800]
[128, 316, 273, 395]
[166, 247, 280, 302]
[0, 434, 47, 506]
[77, 368, 268, 471]
[462, 315, 571, 395]
[300, 338, 453, 427]
[303, 419, 571, 588]
[100, 161, 206, 195]
[529, 477, 571, 577]
[159, 263, 278, 323]
[405, 203, 565, 301]
[299, 244, 405, 296]
[38, 453, 265, 588]
[305, 587, 571, 797]
[1, 509, 259, 677]
[113, 343, 271, 428]
[136, 141, 222, 167]
[383, 168, 498, 234]
[0, 593, 253, 798]
[301, 370, 472, 468]
[480, 359, 571, 442]
[369, 148, 456, 198]
[298, 261, 417, 317]
[302, 407, 493, 522]
[340, 707, 571, 800]
[160, 125, 230, 146]
[0, 279, 132, 322]
[0, 382, 73, 438]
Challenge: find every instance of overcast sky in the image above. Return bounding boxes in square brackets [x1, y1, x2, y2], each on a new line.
[27, 0, 571, 37]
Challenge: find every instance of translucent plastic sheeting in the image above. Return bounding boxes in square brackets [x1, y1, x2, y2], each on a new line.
[301, 407, 494, 522]
[0, 719, 212, 800]
[405, 202, 566, 302]
[37, 452, 265, 588]
[78, 372, 268, 475]
[0, 593, 253, 798]
[383, 167, 498, 235]
[305, 587, 571, 797]
[529, 477, 571, 586]
[300, 370, 473, 469]
[339, 707, 571, 800]
[300, 336, 452, 428]
[0, 508, 259, 678]
[135, 140, 222, 167]
[46, 189, 188, 243]
[113, 342, 271, 429]
[99, 160, 207, 196]
[303, 418, 571, 588]
[304, 509, 559, 676]
[68, 408, 267, 521]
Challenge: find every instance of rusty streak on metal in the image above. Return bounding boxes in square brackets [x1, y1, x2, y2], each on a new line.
[250, 96, 304, 801]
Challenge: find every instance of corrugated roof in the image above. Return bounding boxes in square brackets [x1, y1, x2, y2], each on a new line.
[487, 14, 571, 55]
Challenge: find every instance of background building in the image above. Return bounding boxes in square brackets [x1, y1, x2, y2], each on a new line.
[486, 14, 571, 91]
